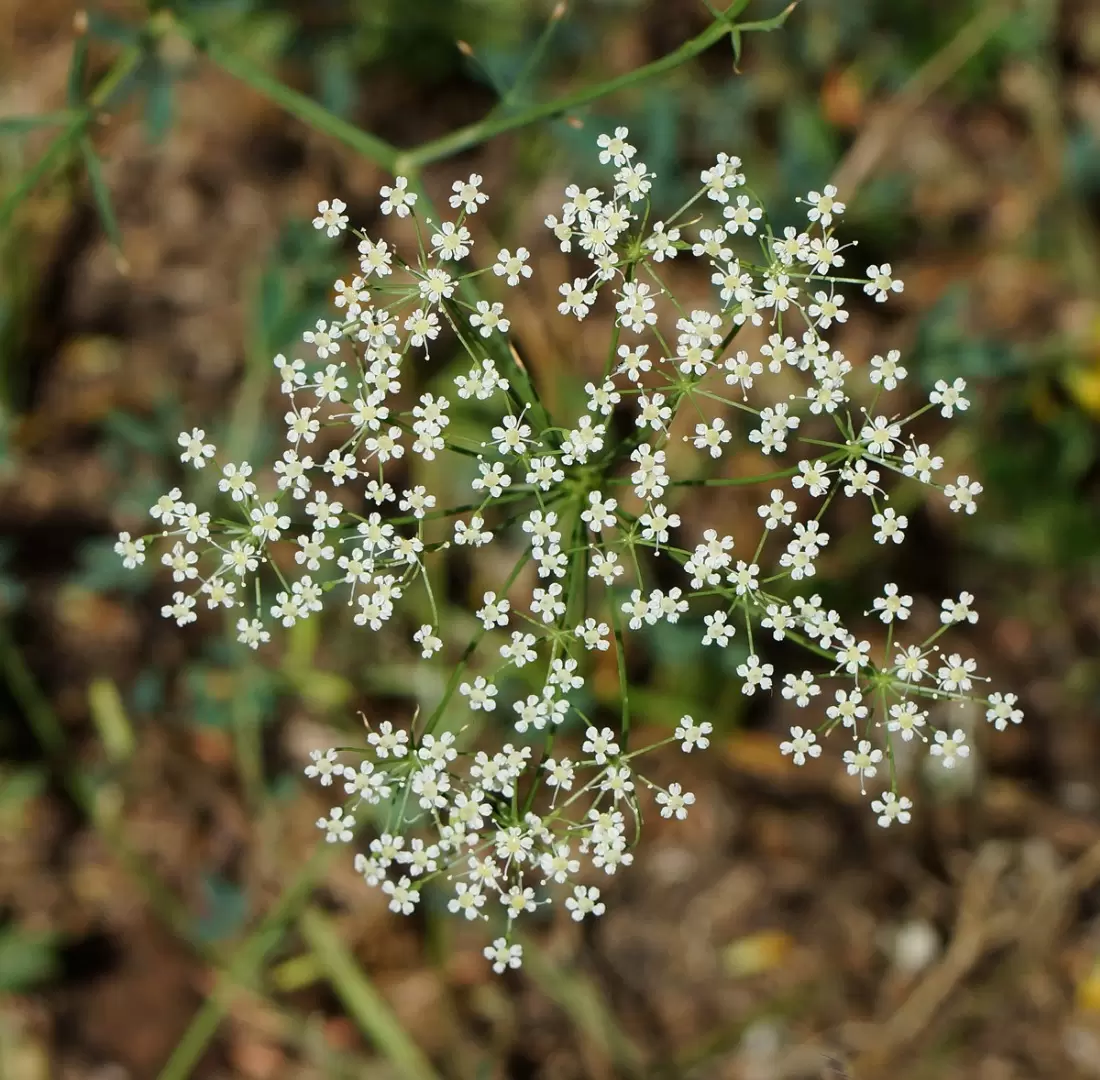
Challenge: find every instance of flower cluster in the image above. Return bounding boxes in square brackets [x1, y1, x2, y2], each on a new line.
[117, 127, 1020, 970]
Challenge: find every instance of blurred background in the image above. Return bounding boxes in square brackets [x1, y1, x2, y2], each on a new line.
[3, 0, 1100, 1077]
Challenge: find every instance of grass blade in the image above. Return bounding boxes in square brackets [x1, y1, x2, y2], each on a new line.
[67, 33, 89, 106]
[299, 907, 441, 1080]
[80, 137, 124, 256]
[0, 112, 79, 135]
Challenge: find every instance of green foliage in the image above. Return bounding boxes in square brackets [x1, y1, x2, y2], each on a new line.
[0, 927, 58, 993]
[193, 873, 250, 943]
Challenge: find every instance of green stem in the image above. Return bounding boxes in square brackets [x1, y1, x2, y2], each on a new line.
[0, 43, 142, 231]
[187, 35, 400, 172]
[395, 15, 736, 171]
[157, 850, 328, 1080]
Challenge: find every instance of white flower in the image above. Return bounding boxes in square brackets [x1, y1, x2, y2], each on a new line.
[582, 726, 620, 765]
[826, 689, 867, 730]
[639, 503, 679, 545]
[944, 475, 982, 514]
[250, 502, 290, 543]
[860, 415, 902, 457]
[460, 675, 498, 711]
[780, 726, 821, 766]
[430, 221, 472, 260]
[736, 654, 773, 695]
[484, 937, 523, 973]
[382, 876, 421, 916]
[316, 806, 355, 843]
[803, 184, 845, 226]
[543, 757, 575, 790]
[114, 531, 145, 569]
[902, 443, 943, 483]
[303, 752, 336, 787]
[843, 740, 882, 792]
[692, 418, 732, 457]
[873, 583, 913, 622]
[597, 126, 636, 166]
[367, 721, 409, 759]
[930, 728, 969, 769]
[450, 173, 488, 214]
[565, 885, 605, 921]
[865, 263, 904, 302]
[574, 618, 610, 651]
[781, 671, 820, 708]
[313, 198, 348, 236]
[178, 427, 215, 468]
[986, 692, 1023, 731]
[162, 543, 197, 582]
[161, 591, 196, 626]
[475, 592, 510, 630]
[722, 194, 762, 235]
[236, 618, 269, 649]
[758, 489, 796, 530]
[469, 300, 510, 338]
[493, 247, 532, 286]
[448, 882, 486, 921]
[871, 791, 912, 827]
[701, 152, 744, 201]
[930, 378, 969, 418]
[872, 507, 907, 545]
[303, 319, 341, 359]
[869, 349, 906, 389]
[219, 462, 256, 502]
[887, 701, 927, 742]
[941, 591, 978, 625]
[558, 278, 597, 319]
[380, 176, 417, 217]
[656, 783, 695, 819]
[937, 652, 977, 693]
[702, 610, 735, 647]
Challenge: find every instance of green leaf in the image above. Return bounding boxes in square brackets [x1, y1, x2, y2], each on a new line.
[143, 72, 175, 144]
[73, 537, 150, 593]
[193, 874, 249, 944]
[0, 112, 79, 135]
[0, 928, 58, 992]
[80, 138, 123, 251]
[88, 677, 135, 764]
[102, 408, 169, 454]
[86, 11, 143, 46]
[300, 908, 442, 1080]
[67, 34, 90, 106]
[0, 768, 45, 815]
[316, 45, 357, 119]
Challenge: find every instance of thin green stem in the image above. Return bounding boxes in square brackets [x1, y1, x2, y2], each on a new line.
[157, 849, 329, 1080]
[0, 43, 142, 231]
[184, 33, 400, 172]
[395, 15, 736, 171]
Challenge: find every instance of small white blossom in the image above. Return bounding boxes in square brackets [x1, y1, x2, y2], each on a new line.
[780, 726, 821, 766]
[313, 198, 348, 236]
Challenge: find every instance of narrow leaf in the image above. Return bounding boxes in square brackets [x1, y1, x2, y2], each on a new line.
[737, 1, 800, 34]
[0, 112, 79, 135]
[88, 677, 135, 763]
[300, 907, 441, 1080]
[67, 35, 89, 106]
[0, 929, 58, 992]
[143, 73, 175, 144]
[80, 137, 123, 253]
[86, 11, 143, 46]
